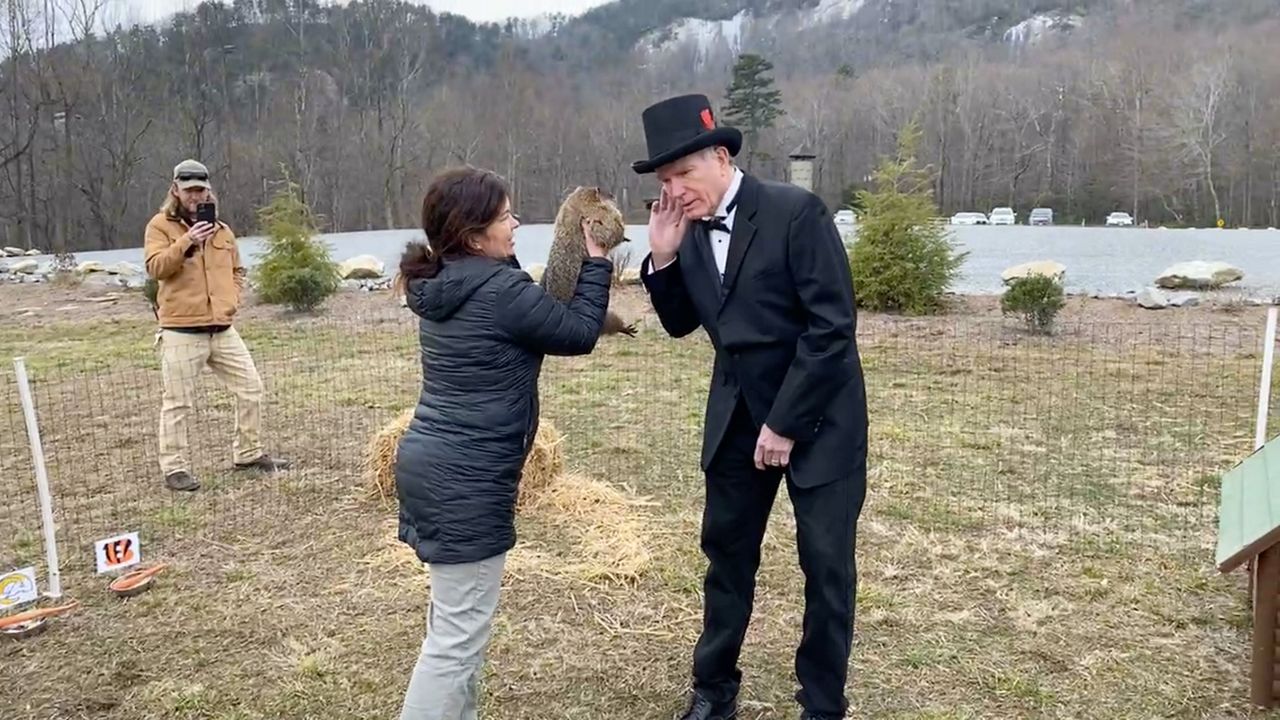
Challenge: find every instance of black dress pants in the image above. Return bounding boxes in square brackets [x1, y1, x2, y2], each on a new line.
[692, 398, 866, 717]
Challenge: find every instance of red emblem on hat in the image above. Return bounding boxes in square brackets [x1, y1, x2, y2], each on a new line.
[700, 108, 714, 130]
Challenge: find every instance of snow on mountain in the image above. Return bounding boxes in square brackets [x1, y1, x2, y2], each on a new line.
[810, 0, 866, 23]
[1002, 13, 1083, 46]
[638, 0, 868, 61]
[640, 9, 750, 62]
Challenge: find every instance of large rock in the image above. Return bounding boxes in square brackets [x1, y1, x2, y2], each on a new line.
[338, 255, 384, 280]
[1136, 287, 1170, 309]
[1155, 261, 1243, 290]
[619, 267, 641, 286]
[9, 259, 38, 275]
[25, 249, 40, 256]
[1001, 260, 1066, 285]
[4, 246, 25, 256]
[526, 264, 545, 283]
[77, 261, 107, 274]
[108, 261, 142, 276]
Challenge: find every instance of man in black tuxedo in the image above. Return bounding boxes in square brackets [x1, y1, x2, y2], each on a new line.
[635, 94, 869, 720]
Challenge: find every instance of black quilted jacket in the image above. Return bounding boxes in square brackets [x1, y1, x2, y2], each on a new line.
[395, 254, 611, 565]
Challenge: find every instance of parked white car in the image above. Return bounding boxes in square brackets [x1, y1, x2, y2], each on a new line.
[950, 212, 988, 225]
[989, 207, 1016, 225]
[1105, 211, 1134, 227]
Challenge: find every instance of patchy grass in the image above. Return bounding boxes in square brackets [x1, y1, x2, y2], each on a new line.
[1, 294, 1278, 719]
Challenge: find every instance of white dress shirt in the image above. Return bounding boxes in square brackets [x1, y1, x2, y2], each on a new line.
[706, 168, 743, 281]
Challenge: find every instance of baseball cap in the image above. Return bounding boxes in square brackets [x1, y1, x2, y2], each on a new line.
[173, 159, 211, 190]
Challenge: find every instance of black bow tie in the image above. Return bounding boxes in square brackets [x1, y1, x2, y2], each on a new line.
[697, 186, 741, 235]
[698, 217, 731, 234]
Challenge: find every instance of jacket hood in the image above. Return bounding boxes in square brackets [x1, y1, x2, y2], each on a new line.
[405, 255, 519, 321]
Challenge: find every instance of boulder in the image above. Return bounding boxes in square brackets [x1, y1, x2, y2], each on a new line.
[1001, 260, 1066, 285]
[25, 249, 40, 256]
[1136, 287, 1170, 309]
[345, 277, 392, 292]
[1155, 261, 1243, 290]
[9, 259, 38, 275]
[526, 264, 545, 283]
[108, 261, 142, 276]
[620, 268, 641, 286]
[4, 246, 25, 256]
[77, 261, 107, 274]
[338, 255, 384, 280]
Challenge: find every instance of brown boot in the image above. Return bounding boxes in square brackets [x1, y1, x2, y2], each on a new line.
[234, 454, 291, 472]
[164, 470, 200, 491]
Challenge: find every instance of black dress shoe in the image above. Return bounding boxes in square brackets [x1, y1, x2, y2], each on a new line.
[678, 692, 736, 720]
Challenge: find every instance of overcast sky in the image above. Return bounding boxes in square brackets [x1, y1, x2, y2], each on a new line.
[122, 0, 613, 24]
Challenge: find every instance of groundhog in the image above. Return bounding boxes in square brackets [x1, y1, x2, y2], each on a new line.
[541, 186, 637, 337]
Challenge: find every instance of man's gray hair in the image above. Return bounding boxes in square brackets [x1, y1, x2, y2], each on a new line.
[698, 146, 733, 162]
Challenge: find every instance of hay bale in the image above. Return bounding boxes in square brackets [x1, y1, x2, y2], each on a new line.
[363, 408, 564, 507]
[364, 408, 415, 499]
[361, 411, 650, 584]
[517, 422, 564, 510]
[527, 472, 653, 584]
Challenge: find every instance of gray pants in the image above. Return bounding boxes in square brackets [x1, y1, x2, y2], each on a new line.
[400, 553, 506, 720]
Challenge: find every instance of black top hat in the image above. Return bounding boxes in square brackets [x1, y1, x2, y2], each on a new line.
[632, 94, 743, 174]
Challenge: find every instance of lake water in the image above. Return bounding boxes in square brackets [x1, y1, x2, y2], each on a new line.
[7, 224, 1280, 299]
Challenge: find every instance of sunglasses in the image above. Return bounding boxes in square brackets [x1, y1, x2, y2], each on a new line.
[176, 172, 209, 182]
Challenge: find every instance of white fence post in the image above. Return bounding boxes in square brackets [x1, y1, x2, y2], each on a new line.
[1257, 306, 1279, 452]
[13, 357, 61, 599]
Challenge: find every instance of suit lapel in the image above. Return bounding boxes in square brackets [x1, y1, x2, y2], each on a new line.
[718, 173, 759, 312]
[683, 221, 722, 291]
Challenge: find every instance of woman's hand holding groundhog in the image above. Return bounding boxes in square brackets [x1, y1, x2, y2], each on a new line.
[582, 220, 608, 258]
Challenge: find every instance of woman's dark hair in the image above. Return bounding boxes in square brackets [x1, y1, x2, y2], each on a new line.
[397, 166, 511, 287]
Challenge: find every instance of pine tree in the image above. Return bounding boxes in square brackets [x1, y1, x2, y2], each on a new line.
[723, 53, 784, 171]
[251, 177, 341, 313]
[849, 120, 967, 315]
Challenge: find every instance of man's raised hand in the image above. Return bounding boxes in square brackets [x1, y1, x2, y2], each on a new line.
[648, 187, 688, 269]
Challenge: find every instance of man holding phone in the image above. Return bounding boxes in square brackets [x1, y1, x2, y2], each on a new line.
[143, 159, 290, 491]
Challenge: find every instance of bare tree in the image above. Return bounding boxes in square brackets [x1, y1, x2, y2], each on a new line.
[1157, 55, 1233, 224]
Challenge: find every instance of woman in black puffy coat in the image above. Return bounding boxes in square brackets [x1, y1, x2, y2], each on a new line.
[393, 166, 611, 720]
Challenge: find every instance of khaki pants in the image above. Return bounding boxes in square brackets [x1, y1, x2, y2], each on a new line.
[158, 327, 265, 475]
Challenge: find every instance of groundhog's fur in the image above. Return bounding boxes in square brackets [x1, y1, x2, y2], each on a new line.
[541, 186, 636, 337]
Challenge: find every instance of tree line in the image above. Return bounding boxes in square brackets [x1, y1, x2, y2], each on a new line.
[2, 0, 1278, 253]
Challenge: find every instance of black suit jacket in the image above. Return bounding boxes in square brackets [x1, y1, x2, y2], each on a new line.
[641, 173, 868, 489]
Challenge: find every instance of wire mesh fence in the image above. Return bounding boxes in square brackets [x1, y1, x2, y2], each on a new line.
[1, 307, 1276, 585]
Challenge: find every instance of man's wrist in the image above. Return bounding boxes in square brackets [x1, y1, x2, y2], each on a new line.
[650, 252, 676, 270]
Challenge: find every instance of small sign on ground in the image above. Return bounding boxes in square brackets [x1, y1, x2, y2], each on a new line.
[0, 567, 39, 609]
[94, 532, 141, 574]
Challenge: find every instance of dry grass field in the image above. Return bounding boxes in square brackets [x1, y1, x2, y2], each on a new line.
[1, 282, 1278, 719]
